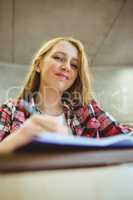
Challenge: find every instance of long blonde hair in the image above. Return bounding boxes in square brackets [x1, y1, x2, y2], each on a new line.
[18, 37, 93, 106]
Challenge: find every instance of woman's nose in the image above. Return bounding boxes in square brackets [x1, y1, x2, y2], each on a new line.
[61, 61, 71, 71]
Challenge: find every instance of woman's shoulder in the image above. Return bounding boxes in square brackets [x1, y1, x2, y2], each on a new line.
[0, 98, 22, 115]
[0, 99, 18, 125]
[0, 98, 19, 108]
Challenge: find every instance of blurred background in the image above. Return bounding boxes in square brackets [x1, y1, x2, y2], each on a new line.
[0, 0, 133, 124]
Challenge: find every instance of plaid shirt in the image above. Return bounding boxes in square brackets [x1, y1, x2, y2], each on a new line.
[0, 98, 131, 141]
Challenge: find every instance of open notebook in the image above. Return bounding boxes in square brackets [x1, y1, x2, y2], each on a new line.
[16, 100, 133, 152]
[15, 132, 133, 153]
[1, 132, 133, 172]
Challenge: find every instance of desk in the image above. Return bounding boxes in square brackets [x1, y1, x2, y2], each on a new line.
[1, 148, 133, 172]
[0, 149, 133, 200]
[0, 164, 133, 200]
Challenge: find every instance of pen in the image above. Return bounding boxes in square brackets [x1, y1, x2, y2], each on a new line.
[20, 100, 38, 115]
[20, 100, 67, 136]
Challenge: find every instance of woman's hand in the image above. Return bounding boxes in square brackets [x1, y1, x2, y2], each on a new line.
[0, 114, 68, 154]
[21, 114, 68, 137]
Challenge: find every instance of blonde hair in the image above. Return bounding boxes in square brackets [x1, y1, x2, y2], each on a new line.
[18, 37, 93, 106]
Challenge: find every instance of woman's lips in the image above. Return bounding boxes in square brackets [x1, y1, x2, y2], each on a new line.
[55, 73, 69, 80]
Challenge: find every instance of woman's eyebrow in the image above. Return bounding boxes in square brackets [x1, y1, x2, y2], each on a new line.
[54, 51, 79, 62]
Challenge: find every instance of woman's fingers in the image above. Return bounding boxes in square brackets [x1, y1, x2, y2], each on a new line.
[0, 114, 69, 153]
[22, 114, 68, 136]
[31, 114, 67, 133]
[32, 114, 58, 131]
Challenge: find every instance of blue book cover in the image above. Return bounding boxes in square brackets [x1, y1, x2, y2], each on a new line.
[15, 132, 133, 153]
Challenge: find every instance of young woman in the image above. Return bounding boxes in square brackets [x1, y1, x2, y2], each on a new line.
[0, 37, 132, 153]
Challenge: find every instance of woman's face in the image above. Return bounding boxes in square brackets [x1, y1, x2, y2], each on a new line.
[38, 41, 80, 94]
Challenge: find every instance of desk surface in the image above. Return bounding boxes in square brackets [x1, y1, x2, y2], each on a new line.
[1, 149, 133, 200]
[0, 164, 133, 200]
[1, 148, 133, 173]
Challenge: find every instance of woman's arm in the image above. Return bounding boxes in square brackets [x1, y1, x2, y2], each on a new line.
[0, 114, 68, 154]
[0, 101, 68, 154]
[0, 128, 28, 153]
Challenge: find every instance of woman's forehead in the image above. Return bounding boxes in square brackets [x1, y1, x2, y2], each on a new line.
[50, 41, 79, 60]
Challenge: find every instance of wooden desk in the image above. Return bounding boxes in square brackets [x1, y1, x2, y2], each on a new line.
[0, 148, 133, 173]
[0, 164, 133, 200]
[1, 148, 133, 199]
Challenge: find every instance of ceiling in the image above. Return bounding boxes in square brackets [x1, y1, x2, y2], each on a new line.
[0, 0, 133, 66]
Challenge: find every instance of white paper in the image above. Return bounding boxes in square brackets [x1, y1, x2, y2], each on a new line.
[35, 132, 133, 147]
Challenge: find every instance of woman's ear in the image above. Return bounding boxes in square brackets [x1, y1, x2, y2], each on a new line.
[35, 59, 41, 73]
[35, 65, 41, 73]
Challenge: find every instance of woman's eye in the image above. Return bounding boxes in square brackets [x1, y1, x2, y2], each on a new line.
[71, 63, 78, 69]
[53, 55, 63, 61]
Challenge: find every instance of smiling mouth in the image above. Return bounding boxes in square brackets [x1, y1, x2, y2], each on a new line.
[55, 73, 69, 80]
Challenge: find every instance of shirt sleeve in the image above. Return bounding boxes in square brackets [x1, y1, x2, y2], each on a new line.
[0, 102, 13, 141]
[91, 100, 132, 137]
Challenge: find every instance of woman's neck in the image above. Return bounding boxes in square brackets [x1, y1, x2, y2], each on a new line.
[37, 85, 63, 116]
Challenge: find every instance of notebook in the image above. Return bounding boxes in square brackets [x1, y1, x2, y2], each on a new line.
[15, 132, 133, 153]
[1, 132, 133, 173]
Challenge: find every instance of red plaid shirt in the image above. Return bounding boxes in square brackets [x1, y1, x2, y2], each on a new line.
[0, 98, 131, 141]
